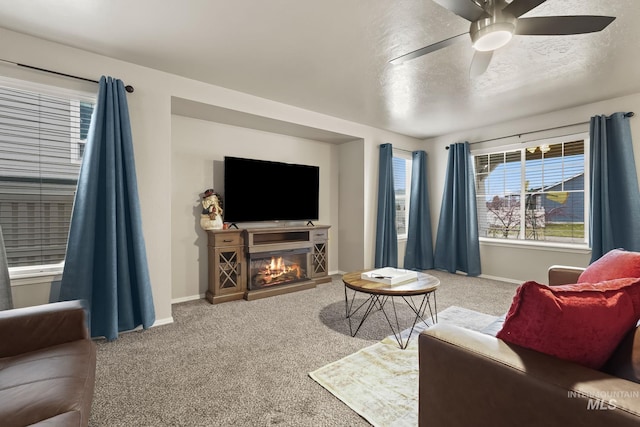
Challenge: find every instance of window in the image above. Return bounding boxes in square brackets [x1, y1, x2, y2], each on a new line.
[70, 101, 94, 163]
[473, 134, 588, 245]
[393, 153, 412, 239]
[0, 79, 95, 268]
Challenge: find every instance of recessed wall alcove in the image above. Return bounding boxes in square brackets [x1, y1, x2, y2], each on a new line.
[169, 96, 364, 303]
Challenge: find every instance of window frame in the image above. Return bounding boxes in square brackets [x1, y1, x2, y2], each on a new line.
[0, 76, 96, 280]
[70, 100, 93, 164]
[392, 150, 412, 240]
[69, 100, 84, 164]
[472, 132, 590, 250]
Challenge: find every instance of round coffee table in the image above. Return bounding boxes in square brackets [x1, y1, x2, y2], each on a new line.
[342, 270, 440, 349]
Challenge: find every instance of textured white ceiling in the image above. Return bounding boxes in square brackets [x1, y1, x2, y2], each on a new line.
[0, 0, 638, 139]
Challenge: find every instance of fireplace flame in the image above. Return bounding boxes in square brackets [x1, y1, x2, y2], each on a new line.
[251, 254, 307, 289]
[264, 257, 301, 280]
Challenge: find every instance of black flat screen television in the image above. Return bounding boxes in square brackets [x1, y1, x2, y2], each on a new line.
[223, 156, 319, 223]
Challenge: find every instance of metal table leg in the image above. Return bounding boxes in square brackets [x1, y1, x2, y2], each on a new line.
[344, 284, 438, 349]
[379, 292, 436, 349]
[344, 286, 387, 337]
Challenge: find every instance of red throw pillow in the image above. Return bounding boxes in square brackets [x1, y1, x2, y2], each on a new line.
[497, 278, 640, 369]
[578, 249, 640, 283]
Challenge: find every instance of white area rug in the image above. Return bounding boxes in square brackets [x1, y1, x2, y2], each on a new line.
[309, 306, 497, 427]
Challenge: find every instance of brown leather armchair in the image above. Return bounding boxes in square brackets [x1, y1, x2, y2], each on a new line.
[418, 266, 640, 426]
[0, 300, 96, 426]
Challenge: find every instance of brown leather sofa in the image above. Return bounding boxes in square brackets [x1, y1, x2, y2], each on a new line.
[419, 266, 640, 426]
[0, 300, 96, 426]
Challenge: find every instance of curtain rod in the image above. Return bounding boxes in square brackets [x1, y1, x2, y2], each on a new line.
[0, 58, 135, 93]
[445, 111, 635, 149]
[380, 145, 420, 154]
[392, 147, 415, 154]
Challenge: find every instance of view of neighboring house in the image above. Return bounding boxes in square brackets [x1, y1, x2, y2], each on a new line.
[483, 172, 585, 241]
[536, 172, 585, 223]
[475, 143, 586, 244]
[0, 85, 93, 266]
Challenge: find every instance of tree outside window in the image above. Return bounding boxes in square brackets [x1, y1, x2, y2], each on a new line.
[474, 136, 587, 245]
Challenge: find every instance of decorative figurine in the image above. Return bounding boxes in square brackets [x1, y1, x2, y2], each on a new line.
[200, 189, 224, 230]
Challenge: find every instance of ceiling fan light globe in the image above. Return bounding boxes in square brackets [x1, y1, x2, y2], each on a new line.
[470, 18, 516, 52]
[473, 30, 513, 51]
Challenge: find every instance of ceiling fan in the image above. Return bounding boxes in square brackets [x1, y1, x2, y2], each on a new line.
[390, 0, 616, 77]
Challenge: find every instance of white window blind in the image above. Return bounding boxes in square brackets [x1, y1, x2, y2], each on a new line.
[0, 82, 95, 267]
[473, 135, 588, 245]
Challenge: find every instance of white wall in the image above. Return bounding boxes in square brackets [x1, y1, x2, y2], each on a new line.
[337, 140, 365, 273]
[1, 28, 423, 319]
[425, 92, 640, 284]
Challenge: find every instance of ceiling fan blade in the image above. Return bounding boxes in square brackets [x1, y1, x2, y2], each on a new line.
[389, 33, 469, 64]
[515, 16, 616, 36]
[469, 50, 493, 78]
[431, 0, 488, 22]
[503, 0, 547, 19]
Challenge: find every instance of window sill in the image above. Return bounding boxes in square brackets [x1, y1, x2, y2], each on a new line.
[9, 263, 64, 281]
[479, 237, 591, 254]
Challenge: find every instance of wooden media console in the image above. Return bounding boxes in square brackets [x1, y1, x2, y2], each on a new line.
[206, 225, 330, 303]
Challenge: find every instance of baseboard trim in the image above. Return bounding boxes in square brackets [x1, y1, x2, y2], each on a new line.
[152, 316, 175, 327]
[114, 316, 174, 337]
[171, 294, 205, 304]
[478, 273, 521, 285]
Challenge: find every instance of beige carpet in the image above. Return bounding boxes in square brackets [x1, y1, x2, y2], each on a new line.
[308, 306, 498, 427]
[89, 273, 517, 426]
